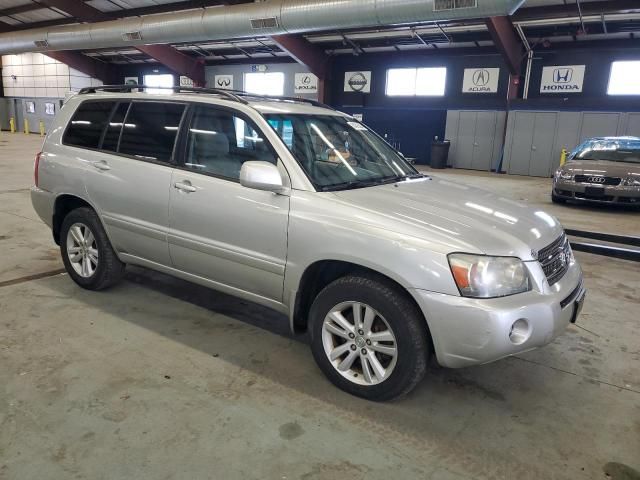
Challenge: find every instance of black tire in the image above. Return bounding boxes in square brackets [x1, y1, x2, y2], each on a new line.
[309, 274, 430, 401]
[552, 193, 567, 204]
[60, 207, 125, 290]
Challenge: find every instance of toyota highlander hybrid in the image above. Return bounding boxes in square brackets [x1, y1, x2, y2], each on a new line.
[31, 86, 586, 400]
[553, 137, 640, 205]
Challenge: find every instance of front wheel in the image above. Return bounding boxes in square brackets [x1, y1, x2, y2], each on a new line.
[309, 274, 430, 401]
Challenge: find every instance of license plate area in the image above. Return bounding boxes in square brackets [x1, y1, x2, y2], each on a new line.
[585, 186, 605, 196]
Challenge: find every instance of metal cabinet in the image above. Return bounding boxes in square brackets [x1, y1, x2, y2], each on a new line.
[624, 113, 640, 136]
[505, 111, 558, 177]
[445, 110, 504, 171]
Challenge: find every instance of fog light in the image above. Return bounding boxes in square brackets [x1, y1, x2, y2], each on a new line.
[509, 318, 530, 345]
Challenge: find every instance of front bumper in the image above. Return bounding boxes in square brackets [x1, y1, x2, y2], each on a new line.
[411, 260, 585, 368]
[553, 179, 640, 205]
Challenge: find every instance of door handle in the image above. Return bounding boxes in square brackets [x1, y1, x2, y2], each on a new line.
[91, 160, 110, 171]
[174, 181, 197, 193]
[473, 142, 479, 147]
[532, 146, 537, 151]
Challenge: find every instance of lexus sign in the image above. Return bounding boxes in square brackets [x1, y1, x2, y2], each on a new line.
[462, 68, 500, 93]
[540, 65, 585, 93]
[294, 73, 318, 94]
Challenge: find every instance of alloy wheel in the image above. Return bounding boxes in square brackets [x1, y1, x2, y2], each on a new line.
[66, 222, 99, 278]
[321, 301, 398, 386]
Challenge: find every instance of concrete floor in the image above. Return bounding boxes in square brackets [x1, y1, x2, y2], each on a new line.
[1, 133, 639, 480]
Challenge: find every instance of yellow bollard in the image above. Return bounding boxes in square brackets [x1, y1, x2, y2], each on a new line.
[24, 119, 29, 135]
[9, 117, 15, 133]
[39, 121, 45, 137]
[560, 147, 567, 166]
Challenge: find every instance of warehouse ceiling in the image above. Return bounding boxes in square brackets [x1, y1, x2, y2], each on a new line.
[0, 0, 638, 65]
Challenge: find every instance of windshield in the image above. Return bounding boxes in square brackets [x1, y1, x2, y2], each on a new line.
[572, 138, 640, 164]
[264, 114, 419, 190]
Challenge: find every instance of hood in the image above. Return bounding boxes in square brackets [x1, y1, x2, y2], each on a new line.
[331, 177, 564, 261]
[563, 159, 640, 178]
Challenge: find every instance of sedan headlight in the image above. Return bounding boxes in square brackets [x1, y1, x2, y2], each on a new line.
[554, 170, 573, 181]
[448, 254, 531, 298]
[624, 175, 640, 187]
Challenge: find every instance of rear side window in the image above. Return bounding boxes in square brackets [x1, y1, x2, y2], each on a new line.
[63, 101, 115, 149]
[118, 102, 185, 162]
[102, 102, 130, 152]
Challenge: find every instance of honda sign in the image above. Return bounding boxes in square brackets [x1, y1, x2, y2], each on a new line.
[540, 65, 585, 93]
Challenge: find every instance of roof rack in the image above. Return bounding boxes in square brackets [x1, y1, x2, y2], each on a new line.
[77, 84, 335, 111]
[77, 85, 249, 104]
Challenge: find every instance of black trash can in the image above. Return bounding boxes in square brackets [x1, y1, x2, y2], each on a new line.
[430, 140, 450, 169]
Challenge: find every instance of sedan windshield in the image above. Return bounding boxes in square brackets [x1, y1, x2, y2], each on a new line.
[573, 138, 640, 164]
[264, 114, 419, 190]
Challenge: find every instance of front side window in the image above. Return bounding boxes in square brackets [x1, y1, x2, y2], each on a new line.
[574, 139, 640, 164]
[184, 106, 276, 180]
[63, 101, 115, 149]
[264, 114, 418, 190]
[118, 102, 185, 162]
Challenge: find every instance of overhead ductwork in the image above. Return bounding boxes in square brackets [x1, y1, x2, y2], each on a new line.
[0, 0, 525, 56]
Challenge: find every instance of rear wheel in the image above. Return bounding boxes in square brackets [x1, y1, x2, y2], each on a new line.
[310, 274, 429, 401]
[60, 207, 125, 290]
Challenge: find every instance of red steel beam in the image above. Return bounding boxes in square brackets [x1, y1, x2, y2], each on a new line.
[486, 16, 524, 77]
[45, 50, 116, 84]
[136, 44, 206, 87]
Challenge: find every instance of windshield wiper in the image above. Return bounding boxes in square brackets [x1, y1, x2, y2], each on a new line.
[319, 175, 401, 192]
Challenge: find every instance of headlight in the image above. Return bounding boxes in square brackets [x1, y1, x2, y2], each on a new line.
[448, 254, 531, 298]
[625, 175, 640, 187]
[554, 170, 573, 181]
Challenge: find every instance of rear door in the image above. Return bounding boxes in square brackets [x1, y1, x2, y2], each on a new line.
[168, 104, 290, 302]
[78, 100, 186, 265]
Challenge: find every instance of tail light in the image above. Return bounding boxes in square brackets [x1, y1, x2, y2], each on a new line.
[34, 151, 42, 187]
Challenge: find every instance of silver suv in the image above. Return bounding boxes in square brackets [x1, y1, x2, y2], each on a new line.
[31, 86, 585, 400]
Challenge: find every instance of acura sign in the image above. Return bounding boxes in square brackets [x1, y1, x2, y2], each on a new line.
[540, 65, 585, 93]
[462, 68, 500, 93]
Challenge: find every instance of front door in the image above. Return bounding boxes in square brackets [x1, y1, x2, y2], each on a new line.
[168, 105, 290, 302]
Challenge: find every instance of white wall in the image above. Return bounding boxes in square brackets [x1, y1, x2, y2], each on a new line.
[2, 53, 102, 98]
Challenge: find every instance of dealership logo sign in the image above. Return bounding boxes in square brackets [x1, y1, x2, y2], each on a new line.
[462, 68, 499, 93]
[214, 74, 234, 90]
[344, 71, 371, 93]
[294, 73, 318, 94]
[540, 65, 585, 93]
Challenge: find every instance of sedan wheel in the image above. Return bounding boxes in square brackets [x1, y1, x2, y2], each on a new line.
[322, 301, 398, 385]
[66, 222, 99, 278]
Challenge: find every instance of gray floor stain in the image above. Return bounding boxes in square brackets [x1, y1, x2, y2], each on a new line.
[279, 421, 305, 440]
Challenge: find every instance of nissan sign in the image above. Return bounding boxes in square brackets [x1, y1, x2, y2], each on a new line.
[344, 71, 371, 93]
[462, 67, 500, 93]
[540, 65, 585, 93]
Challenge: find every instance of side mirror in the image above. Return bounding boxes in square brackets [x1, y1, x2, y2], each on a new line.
[240, 161, 285, 193]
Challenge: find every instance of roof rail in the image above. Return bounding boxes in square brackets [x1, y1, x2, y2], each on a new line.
[222, 89, 337, 111]
[77, 85, 249, 104]
[77, 84, 335, 111]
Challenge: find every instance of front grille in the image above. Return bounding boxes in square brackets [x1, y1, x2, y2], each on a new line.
[574, 175, 621, 186]
[538, 234, 571, 286]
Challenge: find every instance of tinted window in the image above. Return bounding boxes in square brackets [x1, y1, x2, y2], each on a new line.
[119, 102, 185, 162]
[185, 106, 276, 180]
[101, 102, 130, 152]
[63, 101, 114, 149]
